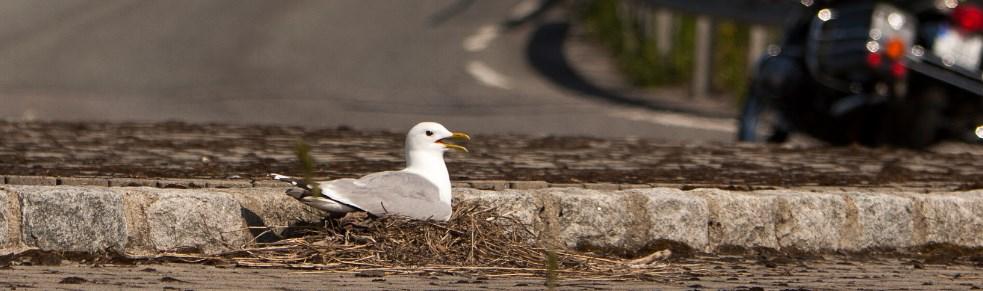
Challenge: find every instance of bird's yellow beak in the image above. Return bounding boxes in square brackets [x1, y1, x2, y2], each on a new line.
[437, 132, 470, 152]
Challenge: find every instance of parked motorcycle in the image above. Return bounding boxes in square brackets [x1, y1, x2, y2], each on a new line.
[738, 0, 983, 148]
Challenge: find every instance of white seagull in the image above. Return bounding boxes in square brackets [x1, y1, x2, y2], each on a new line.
[271, 122, 470, 221]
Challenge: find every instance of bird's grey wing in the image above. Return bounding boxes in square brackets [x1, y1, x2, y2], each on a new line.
[319, 171, 449, 220]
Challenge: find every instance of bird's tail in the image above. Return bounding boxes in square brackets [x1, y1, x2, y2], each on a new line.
[270, 174, 355, 213]
[270, 173, 317, 198]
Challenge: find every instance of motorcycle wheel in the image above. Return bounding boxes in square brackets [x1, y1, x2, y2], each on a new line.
[737, 90, 789, 143]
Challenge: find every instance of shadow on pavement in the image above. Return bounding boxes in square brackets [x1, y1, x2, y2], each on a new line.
[524, 21, 734, 118]
[525, 22, 648, 106]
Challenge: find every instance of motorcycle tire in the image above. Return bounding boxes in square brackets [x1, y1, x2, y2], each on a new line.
[737, 92, 763, 142]
[737, 90, 789, 143]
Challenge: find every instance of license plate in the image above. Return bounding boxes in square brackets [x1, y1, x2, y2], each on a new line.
[933, 25, 982, 71]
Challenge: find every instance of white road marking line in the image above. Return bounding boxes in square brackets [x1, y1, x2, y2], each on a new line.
[608, 108, 736, 133]
[467, 61, 512, 90]
[463, 25, 499, 52]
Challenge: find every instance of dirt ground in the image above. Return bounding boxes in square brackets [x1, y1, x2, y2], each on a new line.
[1, 121, 982, 190]
[1, 255, 981, 290]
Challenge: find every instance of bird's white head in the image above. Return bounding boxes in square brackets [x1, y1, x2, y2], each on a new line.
[405, 122, 470, 155]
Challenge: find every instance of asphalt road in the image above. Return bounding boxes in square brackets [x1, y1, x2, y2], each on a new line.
[0, 0, 731, 141]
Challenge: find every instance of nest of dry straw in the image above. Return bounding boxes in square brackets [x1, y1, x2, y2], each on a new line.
[244, 204, 568, 268]
[157, 204, 679, 279]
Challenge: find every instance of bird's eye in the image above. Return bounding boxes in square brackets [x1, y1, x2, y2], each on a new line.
[425, 130, 433, 136]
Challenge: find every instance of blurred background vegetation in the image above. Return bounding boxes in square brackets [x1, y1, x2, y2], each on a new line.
[579, 0, 761, 102]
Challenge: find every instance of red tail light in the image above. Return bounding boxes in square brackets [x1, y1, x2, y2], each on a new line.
[866, 52, 883, 67]
[953, 4, 983, 32]
[891, 62, 906, 78]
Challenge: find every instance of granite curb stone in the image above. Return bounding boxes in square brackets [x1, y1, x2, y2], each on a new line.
[764, 190, 849, 252]
[543, 188, 636, 252]
[0, 189, 11, 247]
[632, 188, 711, 252]
[8, 186, 127, 253]
[143, 189, 249, 254]
[546, 188, 710, 255]
[0, 184, 982, 257]
[120, 188, 156, 255]
[693, 188, 779, 251]
[842, 191, 915, 250]
[454, 189, 544, 227]
[913, 190, 983, 247]
[215, 187, 325, 241]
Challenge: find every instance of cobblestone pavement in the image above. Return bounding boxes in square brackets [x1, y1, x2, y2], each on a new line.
[0, 256, 981, 290]
[1, 121, 981, 190]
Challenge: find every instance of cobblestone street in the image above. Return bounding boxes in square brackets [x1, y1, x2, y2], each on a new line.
[2, 121, 981, 190]
[1, 255, 981, 290]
